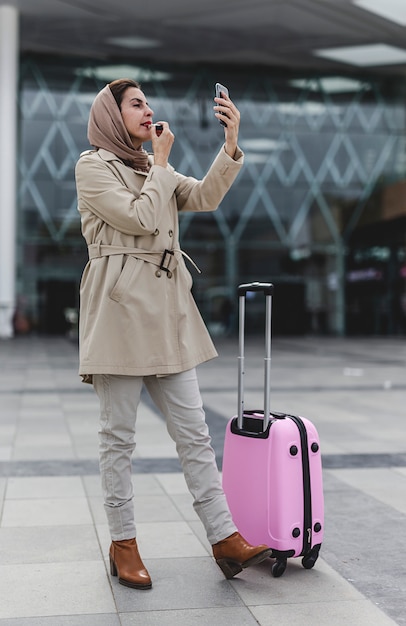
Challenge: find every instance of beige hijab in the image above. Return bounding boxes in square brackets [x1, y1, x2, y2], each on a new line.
[87, 84, 150, 172]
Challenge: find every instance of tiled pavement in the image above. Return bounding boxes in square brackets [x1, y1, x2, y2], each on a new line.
[0, 334, 405, 625]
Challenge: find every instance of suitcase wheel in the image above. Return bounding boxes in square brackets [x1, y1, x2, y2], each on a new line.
[301, 544, 321, 570]
[271, 559, 287, 578]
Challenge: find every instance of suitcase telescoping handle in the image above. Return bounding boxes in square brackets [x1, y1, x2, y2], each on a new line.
[237, 282, 274, 432]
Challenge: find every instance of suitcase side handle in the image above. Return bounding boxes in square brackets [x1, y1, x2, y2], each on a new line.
[237, 282, 273, 431]
[238, 282, 274, 297]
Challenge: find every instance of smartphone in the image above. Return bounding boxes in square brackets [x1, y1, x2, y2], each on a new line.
[215, 82, 229, 126]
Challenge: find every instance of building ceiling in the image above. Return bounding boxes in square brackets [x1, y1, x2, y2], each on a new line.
[3, 0, 406, 75]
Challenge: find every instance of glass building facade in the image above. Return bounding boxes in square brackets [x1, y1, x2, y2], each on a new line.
[17, 56, 406, 337]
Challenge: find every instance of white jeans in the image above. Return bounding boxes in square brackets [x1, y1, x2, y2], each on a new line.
[92, 369, 237, 544]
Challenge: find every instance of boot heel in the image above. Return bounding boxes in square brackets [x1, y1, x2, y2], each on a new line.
[110, 555, 118, 577]
[216, 558, 243, 580]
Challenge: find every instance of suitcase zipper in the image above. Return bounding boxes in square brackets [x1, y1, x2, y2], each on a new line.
[288, 415, 312, 556]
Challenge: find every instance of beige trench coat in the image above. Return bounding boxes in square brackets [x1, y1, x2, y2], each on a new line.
[75, 146, 243, 382]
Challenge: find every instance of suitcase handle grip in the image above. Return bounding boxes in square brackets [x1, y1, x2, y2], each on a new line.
[237, 282, 273, 431]
[238, 282, 274, 297]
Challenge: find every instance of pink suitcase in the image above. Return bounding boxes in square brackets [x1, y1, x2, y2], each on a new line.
[222, 282, 324, 577]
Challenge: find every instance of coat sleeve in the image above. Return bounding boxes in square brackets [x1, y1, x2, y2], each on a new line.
[174, 145, 244, 213]
[75, 154, 178, 236]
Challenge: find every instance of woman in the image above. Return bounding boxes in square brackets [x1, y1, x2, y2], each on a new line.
[75, 79, 272, 589]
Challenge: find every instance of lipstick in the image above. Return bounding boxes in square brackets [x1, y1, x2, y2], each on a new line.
[151, 123, 163, 136]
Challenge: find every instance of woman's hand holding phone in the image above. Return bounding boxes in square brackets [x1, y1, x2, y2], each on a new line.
[214, 83, 240, 158]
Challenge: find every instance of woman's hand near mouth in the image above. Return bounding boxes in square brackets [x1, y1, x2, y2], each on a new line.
[150, 121, 174, 168]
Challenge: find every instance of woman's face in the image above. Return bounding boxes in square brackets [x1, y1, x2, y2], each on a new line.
[120, 87, 154, 148]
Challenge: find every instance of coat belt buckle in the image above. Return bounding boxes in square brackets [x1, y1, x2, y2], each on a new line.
[160, 249, 174, 275]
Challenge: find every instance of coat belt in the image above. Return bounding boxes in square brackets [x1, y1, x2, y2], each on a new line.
[87, 243, 201, 273]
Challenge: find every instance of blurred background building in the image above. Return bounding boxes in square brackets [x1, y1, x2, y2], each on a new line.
[1, 0, 406, 338]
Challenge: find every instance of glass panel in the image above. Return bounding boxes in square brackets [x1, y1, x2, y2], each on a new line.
[17, 58, 406, 336]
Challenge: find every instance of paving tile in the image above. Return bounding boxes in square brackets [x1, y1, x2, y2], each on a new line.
[0, 423, 16, 444]
[88, 494, 183, 524]
[322, 472, 406, 626]
[66, 417, 99, 435]
[86, 496, 106, 525]
[11, 447, 76, 461]
[63, 390, 98, 401]
[132, 474, 167, 496]
[0, 374, 24, 390]
[0, 614, 121, 625]
[0, 561, 115, 619]
[73, 445, 99, 459]
[169, 493, 199, 522]
[0, 335, 405, 626]
[19, 408, 66, 419]
[81, 475, 103, 497]
[1, 497, 93, 526]
[187, 520, 212, 555]
[95, 523, 111, 554]
[6, 476, 86, 499]
[229, 558, 360, 606]
[133, 494, 184, 522]
[88, 493, 184, 526]
[13, 421, 70, 445]
[120, 606, 260, 626]
[329, 467, 406, 514]
[250, 599, 397, 625]
[134, 408, 178, 459]
[20, 394, 61, 408]
[96, 519, 208, 561]
[0, 446, 12, 461]
[134, 521, 208, 559]
[134, 443, 178, 459]
[155, 473, 189, 494]
[0, 478, 5, 518]
[111, 556, 242, 613]
[0, 525, 101, 564]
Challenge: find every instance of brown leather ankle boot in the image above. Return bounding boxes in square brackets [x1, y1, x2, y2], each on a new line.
[109, 538, 152, 589]
[212, 532, 272, 579]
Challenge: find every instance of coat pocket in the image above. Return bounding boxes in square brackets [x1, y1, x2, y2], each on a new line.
[109, 255, 141, 303]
